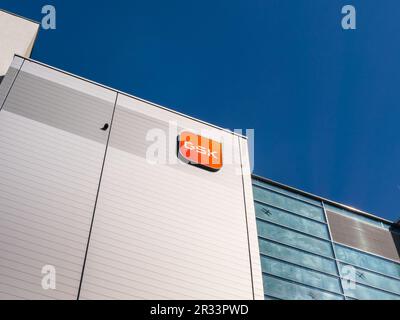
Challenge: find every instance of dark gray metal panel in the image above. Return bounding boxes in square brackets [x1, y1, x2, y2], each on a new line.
[3, 71, 113, 144]
[0, 57, 23, 111]
[327, 211, 400, 262]
[0, 59, 116, 299]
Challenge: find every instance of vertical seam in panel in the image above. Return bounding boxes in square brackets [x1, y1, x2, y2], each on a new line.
[77, 92, 119, 300]
[322, 201, 347, 298]
[0, 59, 25, 112]
[237, 137, 255, 300]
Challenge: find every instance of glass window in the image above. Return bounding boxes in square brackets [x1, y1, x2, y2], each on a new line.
[253, 185, 325, 222]
[263, 275, 344, 300]
[261, 256, 342, 294]
[342, 281, 400, 300]
[264, 295, 280, 300]
[255, 201, 329, 239]
[252, 179, 322, 207]
[339, 263, 400, 295]
[258, 238, 338, 275]
[335, 244, 400, 279]
[257, 220, 333, 257]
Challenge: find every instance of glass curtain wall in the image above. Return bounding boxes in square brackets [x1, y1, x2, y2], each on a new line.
[253, 178, 400, 300]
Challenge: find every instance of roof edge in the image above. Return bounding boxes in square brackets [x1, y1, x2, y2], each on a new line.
[252, 174, 395, 226]
[0, 8, 41, 26]
[13, 55, 247, 140]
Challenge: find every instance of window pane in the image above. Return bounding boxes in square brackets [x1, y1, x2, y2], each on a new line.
[253, 185, 325, 222]
[263, 275, 343, 300]
[252, 179, 322, 207]
[342, 281, 400, 300]
[339, 263, 400, 295]
[335, 244, 400, 279]
[255, 201, 329, 239]
[264, 295, 280, 300]
[257, 220, 333, 257]
[261, 256, 342, 294]
[258, 239, 338, 275]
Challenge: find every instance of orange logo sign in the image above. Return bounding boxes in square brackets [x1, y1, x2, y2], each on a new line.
[178, 131, 223, 171]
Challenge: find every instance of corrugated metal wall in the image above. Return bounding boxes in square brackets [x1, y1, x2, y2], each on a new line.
[0, 58, 116, 299]
[0, 57, 262, 300]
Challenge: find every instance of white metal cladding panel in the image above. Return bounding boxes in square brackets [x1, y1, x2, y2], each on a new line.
[0, 59, 116, 299]
[238, 138, 264, 300]
[79, 94, 257, 299]
[0, 11, 39, 76]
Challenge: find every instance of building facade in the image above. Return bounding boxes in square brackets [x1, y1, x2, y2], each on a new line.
[0, 55, 263, 300]
[0, 9, 399, 300]
[253, 175, 400, 300]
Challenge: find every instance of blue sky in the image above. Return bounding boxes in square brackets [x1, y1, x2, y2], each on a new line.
[3, 1, 399, 221]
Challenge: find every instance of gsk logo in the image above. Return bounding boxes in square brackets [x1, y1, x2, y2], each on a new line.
[177, 131, 223, 172]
